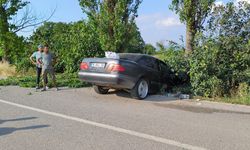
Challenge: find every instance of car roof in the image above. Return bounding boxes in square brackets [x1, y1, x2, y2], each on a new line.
[118, 53, 157, 61]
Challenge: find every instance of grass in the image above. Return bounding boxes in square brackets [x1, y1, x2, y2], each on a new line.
[172, 84, 250, 106]
[0, 62, 90, 88]
[0, 73, 91, 88]
[218, 95, 250, 106]
[194, 95, 250, 106]
[0, 62, 17, 77]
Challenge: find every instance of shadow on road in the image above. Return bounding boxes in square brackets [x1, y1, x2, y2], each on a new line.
[108, 90, 179, 102]
[155, 103, 250, 115]
[0, 117, 38, 124]
[0, 125, 50, 136]
[0, 117, 50, 136]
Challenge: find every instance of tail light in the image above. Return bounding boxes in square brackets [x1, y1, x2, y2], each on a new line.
[80, 62, 89, 70]
[108, 64, 125, 72]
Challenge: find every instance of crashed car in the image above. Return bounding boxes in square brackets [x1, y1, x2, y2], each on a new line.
[78, 53, 175, 99]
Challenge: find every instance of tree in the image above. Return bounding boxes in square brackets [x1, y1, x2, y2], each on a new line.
[190, 1, 250, 97]
[0, 0, 54, 62]
[0, 0, 29, 62]
[30, 21, 103, 73]
[124, 22, 145, 53]
[79, 0, 143, 53]
[144, 44, 156, 55]
[170, 0, 215, 53]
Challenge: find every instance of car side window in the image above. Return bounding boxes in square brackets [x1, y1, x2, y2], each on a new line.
[159, 61, 174, 77]
[138, 56, 158, 71]
[138, 57, 149, 67]
[153, 59, 160, 71]
[159, 61, 168, 72]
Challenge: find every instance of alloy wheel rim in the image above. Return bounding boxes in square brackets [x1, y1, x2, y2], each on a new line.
[138, 80, 148, 98]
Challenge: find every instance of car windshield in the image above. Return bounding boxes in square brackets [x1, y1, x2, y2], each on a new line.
[119, 54, 142, 62]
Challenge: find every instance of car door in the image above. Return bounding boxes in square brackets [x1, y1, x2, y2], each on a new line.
[137, 56, 161, 92]
[159, 61, 175, 86]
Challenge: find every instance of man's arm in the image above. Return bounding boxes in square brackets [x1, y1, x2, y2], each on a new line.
[30, 55, 36, 65]
[38, 57, 43, 65]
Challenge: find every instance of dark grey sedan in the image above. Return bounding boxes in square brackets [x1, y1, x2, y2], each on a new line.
[78, 53, 174, 99]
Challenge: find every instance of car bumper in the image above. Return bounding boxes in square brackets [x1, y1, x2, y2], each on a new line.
[78, 71, 135, 89]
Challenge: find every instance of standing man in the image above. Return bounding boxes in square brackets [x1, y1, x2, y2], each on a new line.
[39, 44, 58, 91]
[30, 44, 46, 90]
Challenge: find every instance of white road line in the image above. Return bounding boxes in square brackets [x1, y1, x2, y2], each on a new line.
[0, 99, 207, 150]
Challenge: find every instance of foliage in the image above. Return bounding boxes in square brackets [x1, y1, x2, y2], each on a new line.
[0, 73, 90, 88]
[170, 0, 215, 26]
[236, 83, 250, 98]
[0, 0, 29, 25]
[190, 2, 250, 97]
[79, 0, 144, 53]
[30, 21, 103, 73]
[190, 37, 221, 97]
[144, 44, 156, 55]
[123, 22, 145, 53]
[170, 0, 215, 52]
[0, 0, 29, 61]
[156, 42, 190, 85]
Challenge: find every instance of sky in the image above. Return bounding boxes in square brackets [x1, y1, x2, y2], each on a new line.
[17, 0, 248, 45]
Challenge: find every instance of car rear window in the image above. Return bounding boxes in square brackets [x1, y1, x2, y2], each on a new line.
[119, 54, 142, 62]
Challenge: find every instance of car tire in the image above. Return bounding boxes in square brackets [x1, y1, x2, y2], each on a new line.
[93, 86, 109, 94]
[131, 78, 149, 100]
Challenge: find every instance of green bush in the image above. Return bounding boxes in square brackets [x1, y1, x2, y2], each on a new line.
[29, 21, 104, 73]
[190, 37, 249, 97]
[190, 38, 222, 97]
[157, 45, 189, 85]
[236, 83, 250, 98]
[189, 2, 250, 98]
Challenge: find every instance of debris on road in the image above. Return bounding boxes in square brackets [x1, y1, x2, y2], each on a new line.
[179, 94, 190, 100]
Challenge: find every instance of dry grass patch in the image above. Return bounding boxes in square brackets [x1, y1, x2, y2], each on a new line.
[0, 62, 16, 78]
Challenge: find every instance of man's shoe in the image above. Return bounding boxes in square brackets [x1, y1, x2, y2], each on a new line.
[46, 86, 49, 90]
[36, 86, 40, 90]
[55, 87, 59, 91]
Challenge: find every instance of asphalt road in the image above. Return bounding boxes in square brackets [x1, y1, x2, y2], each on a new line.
[0, 86, 250, 150]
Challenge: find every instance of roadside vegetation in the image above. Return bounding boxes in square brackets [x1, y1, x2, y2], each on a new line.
[0, 1, 249, 104]
[0, 73, 90, 88]
[157, 1, 250, 104]
[0, 62, 16, 77]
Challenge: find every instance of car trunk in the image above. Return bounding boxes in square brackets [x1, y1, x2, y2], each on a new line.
[81, 58, 120, 73]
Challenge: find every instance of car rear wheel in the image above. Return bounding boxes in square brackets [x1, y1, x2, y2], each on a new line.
[93, 86, 109, 94]
[131, 78, 149, 100]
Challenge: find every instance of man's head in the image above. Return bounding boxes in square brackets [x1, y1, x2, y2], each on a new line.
[44, 44, 49, 53]
[38, 44, 43, 52]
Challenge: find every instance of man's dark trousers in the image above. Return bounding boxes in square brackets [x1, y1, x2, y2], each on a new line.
[36, 67, 48, 86]
[36, 67, 42, 86]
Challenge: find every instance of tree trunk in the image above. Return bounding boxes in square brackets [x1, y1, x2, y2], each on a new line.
[185, 0, 197, 54]
[186, 24, 195, 54]
[0, 5, 10, 62]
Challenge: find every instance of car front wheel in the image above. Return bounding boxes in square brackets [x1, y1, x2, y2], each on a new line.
[131, 78, 149, 100]
[93, 86, 109, 94]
